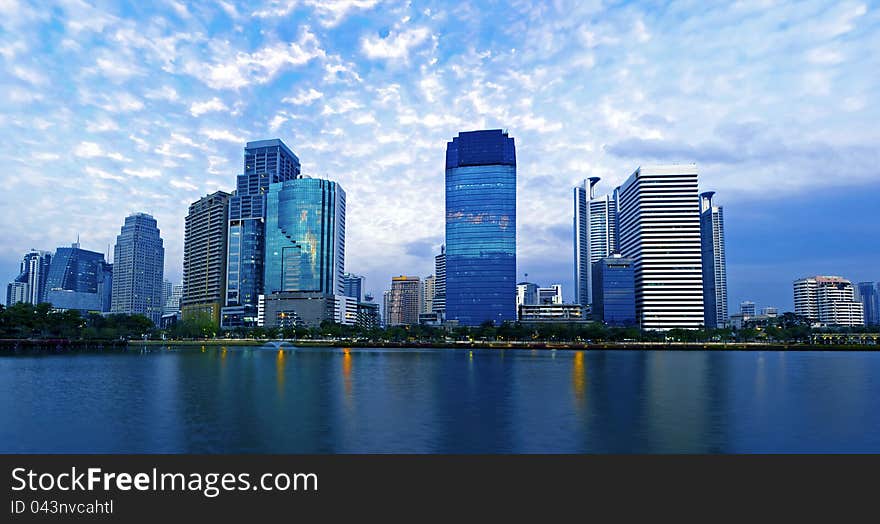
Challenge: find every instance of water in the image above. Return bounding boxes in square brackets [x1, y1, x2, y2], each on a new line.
[2, 346, 879, 453]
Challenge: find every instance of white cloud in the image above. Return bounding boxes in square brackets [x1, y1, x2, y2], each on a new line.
[32, 152, 60, 161]
[252, 0, 379, 26]
[361, 27, 430, 61]
[85, 166, 124, 181]
[201, 128, 245, 143]
[85, 117, 119, 133]
[283, 88, 323, 105]
[74, 142, 131, 162]
[189, 97, 229, 116]
[145, 86, 180, 102]
[321, 97, 362, 115]
[805, 47, 845, 65]
[169, 179, 198, 191]
[12, 65, 48, 86]
[122, 167, 162, 179]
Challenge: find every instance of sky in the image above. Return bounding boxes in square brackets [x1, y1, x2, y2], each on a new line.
[0, 0, 878, 312]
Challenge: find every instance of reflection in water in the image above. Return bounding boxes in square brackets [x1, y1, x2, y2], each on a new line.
[3, 348, 880, 453]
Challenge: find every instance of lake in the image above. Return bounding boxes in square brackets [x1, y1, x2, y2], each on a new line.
[2, 345, 879, 453]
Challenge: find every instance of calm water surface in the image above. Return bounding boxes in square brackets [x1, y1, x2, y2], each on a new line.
[2, 346, 879, 453]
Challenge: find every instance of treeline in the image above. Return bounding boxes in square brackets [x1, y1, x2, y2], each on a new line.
[0, 303, 153, 340]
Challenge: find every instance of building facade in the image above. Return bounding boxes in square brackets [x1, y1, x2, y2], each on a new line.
[422, 275, 436, 313]
[700, 191, 728, 329]
[516, 282, 538, 307]
[537, 284, 563, 305]
[387, 276, 421, 326]
[181, 191, 230, 327]
[445, 129, 516, 326]
[857, 282, 879, 325]
[5, 250, 52, 305]
[518, 303, 588, 323]
[222, 139, 301, 328]
[343, 273, 365, 303]
[740, 301, 756, 318]
[574, 177, 617, 307]
[615, 164, 704, 329]
[591, 254, 636, 327]
[111, 213, 165, 324]
[46, 242, 112, 314]
[432, 245, 446, 316]
[794, 276, 865, 326]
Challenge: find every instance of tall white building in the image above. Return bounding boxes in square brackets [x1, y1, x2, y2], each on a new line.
[423, 275, 436, 313]
[432, 245, 446, 315]
[615, 165, 704, 330]
[700, 192, 728, 328]
[794, 275, 864, 326]
[574, 178, 617, 307]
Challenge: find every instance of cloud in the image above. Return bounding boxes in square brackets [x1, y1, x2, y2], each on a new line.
[283, 88, 323, 105]
[200, 128, 245, 143]
[85, 117, 120, 133]
[73, 142, 131, 162]
[361, 27, 430, 61]
[144, 86, 180, 102]
[122, 167, 162, 179]
[189, 97, 229, 116]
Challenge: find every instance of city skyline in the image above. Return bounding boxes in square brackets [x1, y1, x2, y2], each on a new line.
[1, 1, 879, 312]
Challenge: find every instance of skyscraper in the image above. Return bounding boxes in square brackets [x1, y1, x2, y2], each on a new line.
[261, 176, 345, 328]
[432, 245, 446, 316]
[222, 139, 301, 328]
[45, 242, 112, 313]
[445, 129, 516, 326]
[574, 177, 617, 306]
[856, 282, 879, 325]
[700, 192, 728, 329]
[181, 191, 230, 327]
[162, 279, 172, 310]
[5, 250, 51, 305]
[111, 213, 165, 324]
[164, 284, 183, 315]
[591, 254, 636, 327]
[615, 165, 704, 330]
[387, 276, 422, 326]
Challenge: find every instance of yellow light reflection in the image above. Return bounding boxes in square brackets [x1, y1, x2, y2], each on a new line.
[276, 349, 286, 393]
[342, 348, 353, 404]
[572, 351, 586, 405]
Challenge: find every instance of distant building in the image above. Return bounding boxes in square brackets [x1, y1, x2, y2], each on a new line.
[356, 301, 380, 329]
[222, 139, 301, 328]
[335, 295, 358, 326]
[112, 213, 165, 324]
[182, 191, 230, 328]
[516, 282, 538, 307]
[422, 275, 435, 313]
[537, 284, 563, 305]
[591, 254, 636, 327]
[761, 306, 778, 317]
[794, 276, 864, 326]
[387, 276, 421, 326]
[45, 242, 113, 314]
[518, 303, 588, 323]
[342, 273, 365, 303]
[262, 292, 336, 328]
[382, 290, 392, 328]
[163, 284, 183, 315]
[162, 280, 172, 310]
[615, 165, 704, 329]
[700, 192, 728, 328]
[445, 129, 516, 326]
[6, 249, 51, 306]
[573, 177, 617, 307]
[856, 282, 879, 325]
[740, 301, 756, 318]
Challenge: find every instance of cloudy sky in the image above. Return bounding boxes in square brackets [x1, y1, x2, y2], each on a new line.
[1, 0, 878, 311]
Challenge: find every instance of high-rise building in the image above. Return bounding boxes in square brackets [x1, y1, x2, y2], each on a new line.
[432, 245, 446, 316]
[573, 177, 617, 307]
[700, 192, 728, 329]
[387, 276, 421, 326]
[5, 250, 51, 305]
[591, 254, 636, 327]
[794, 276, 865, 326]
[45, 242, 113, 313]
[382, 289, 392, 327]
[181, 191, 230, 327]
[856, 282, 879, 325]
[445, 129, 516, 326]
[516, 282, 538, 307]
[761, 306, 778, 317]
[111, 213, 165, 324]
[342, 273, 365, 303]
[162, 279, 172, 309]
[615, 164, 704, 329]
[261, 176, 345, 327]
[740, 301, 756, 318]
[222, 139, 301, 328]
[423, 275, 435, 313]
[537, 284, 563, 305]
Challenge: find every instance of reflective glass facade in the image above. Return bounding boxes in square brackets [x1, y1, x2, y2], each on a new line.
[264, 177, 345, 296]
[445, 130, 516, 326]
[591, 255, 636, 327]
[45, 243, 112, 313]
[111, 213, 165, 323]
[222, 139, 301, 327]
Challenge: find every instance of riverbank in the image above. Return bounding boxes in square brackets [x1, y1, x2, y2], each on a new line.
[0, 339, 128, 353]
[132, 339, 876, 351]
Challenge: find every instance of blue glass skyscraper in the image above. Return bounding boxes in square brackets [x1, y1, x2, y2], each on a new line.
[591, 254, 636, 327]
[444, 129, 516, 326]
[45, 242, 113, 313]
[264, 177, 345, 296]
[111, 213, 165, 323]
[222, 139, 301, 328]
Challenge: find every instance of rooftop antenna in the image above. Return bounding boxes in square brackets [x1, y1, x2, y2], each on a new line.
[588, 177, 601, 199]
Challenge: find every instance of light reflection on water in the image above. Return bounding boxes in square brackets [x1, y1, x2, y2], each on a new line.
[2, 347, 880, 453]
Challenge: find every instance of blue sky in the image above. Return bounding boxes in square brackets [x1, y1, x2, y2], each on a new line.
[1, 0, 878, 312]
